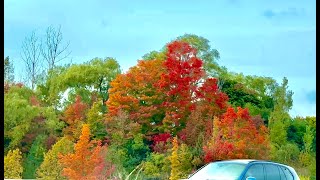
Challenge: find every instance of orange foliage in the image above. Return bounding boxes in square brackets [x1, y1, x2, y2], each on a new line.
[203, 107, 270, 163]
[63, 95, 88, 138]
[107, 59, 166, 136]
[58, 124, 105, 180]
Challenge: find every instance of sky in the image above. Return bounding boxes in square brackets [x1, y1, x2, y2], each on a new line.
[4, 0, 316, 117]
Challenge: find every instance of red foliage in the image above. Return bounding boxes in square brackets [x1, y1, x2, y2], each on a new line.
[4, 82, 24, 93]
[151, 133, 172, 153]
[106, 41, 230, 144]
[63, 95, 89, 138]
[157, 41, 205, 132]
[203, 107, 270, 163]
[91, 146, 116, 179]
[30, 95, 40, 106]
[45, 135, 58, 150]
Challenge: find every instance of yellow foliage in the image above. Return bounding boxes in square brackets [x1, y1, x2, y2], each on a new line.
[36, 137, 74, 180]
[4, 149, 23, 179]
[169, 136, 182, 180]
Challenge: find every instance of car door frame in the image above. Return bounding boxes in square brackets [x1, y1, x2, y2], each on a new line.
[240, 162, 266, 180]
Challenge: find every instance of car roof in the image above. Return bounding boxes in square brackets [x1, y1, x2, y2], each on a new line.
[213, 159, 257, 164]
[211, 159, 292, 166]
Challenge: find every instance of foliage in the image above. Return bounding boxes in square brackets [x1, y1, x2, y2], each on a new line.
[178, 143, 193, 178]
[86, 100, 107, 140]
[4, 149, 23, 179]
[151, 133, 171, 153]
[4, 56, 15, 83]
[174, 34, 221, 76]
[62, 95, 88, 139]
[203, 107, 270, 163]
[271, 143, 300, 164]
[143, 153, 171, 179]
[41, 57, 120, 107]
[22, 135, 47, 179]
[107, 59, 166, 137]
[58, 124, 104, 179]
[4, 85, 40, 150]
[4, 33, 316, 179]
[169, 136, 182, 180]
[36, 137, 74, 180]
[123, 133, 150, 172]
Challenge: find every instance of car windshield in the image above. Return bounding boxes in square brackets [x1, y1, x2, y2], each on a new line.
[189, 162, 246, 180]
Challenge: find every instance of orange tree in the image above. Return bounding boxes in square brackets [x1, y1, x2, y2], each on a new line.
[203, 107, 270, 163]
[107, 41, 228, 139]
[58, 124, 106, 179]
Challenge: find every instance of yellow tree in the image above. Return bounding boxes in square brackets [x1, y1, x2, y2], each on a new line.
[169, 136, 182, 180]
[58, 124, 104, 180]
[4, 149, 23, 179]
[36, 137, 74, 179]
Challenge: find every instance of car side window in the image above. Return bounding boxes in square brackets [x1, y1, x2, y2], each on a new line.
[264, 164, 281, 180]
[244, 164, 264, 180]
[280, 166, 294, 180]
[277, 165, 287, 180]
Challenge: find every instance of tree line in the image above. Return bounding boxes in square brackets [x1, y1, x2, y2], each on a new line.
[4, 30, 316, 179]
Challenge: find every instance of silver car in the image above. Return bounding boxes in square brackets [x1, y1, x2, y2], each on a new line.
[185, 159, 300, 180]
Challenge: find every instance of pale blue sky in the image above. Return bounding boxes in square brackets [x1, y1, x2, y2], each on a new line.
[4, 0, 316, 117]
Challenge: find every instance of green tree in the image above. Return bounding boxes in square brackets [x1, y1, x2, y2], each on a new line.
[287, 117, 307, 150]
[174, 34, 221, 76]
[268, 77, 294, 162]
[178, 143, 193, 178]
[4, 149, 23, 179]
[86, 100, 107, 140]
[269, 77, 293, 147]
[41, 57, 120, 108]
[123, 133, 150, 172]
[4, 56, 15, 83]
[36, 137, 74, 180]
[4, 85, 39, 150]
[143, 153, 171, 179]
[22, 135, 47, 179]
[143, 34, 221, 76]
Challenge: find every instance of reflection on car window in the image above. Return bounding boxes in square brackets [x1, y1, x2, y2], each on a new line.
[244, 164, 264, 180]
[265, 164, 280, 180]
[281, 166, 294, 180]
[277, 165, 287, 180]
[189, 162, 246, 180]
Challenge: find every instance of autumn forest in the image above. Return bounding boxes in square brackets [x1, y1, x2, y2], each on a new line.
[4, 31, 316, 179]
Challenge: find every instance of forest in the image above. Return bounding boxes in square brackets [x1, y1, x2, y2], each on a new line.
[4, 30, 316, 180]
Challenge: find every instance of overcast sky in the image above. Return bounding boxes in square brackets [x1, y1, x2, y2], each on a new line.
[4, 0, 316, 117]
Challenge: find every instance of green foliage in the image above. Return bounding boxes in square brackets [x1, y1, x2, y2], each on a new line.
[41, 106, 66, 133]
[142, 50, 166, 61]
[41, 57, 121, 108]
[86, 101, 107, 140]
[220, 79, 261, 108]
[174, 34, 221, 76]
[143, 153, 171, 179]
[269, 77, 293, 149]
[287, 118, 307, 150]
[22, 135, 47, 179]
[123, 133, 150, 172]
[36, 137, 74, 179]
[4, 56, 15, 83]
[178, 143, 193, 178]
[271, 143, 300, 164]
[4, 33, 316, 179]
[219, 72, 277, 124]
[4, 86, 40, 150]
[4, 149, 23, 179]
